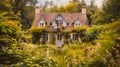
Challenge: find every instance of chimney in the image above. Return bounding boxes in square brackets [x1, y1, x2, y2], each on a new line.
[81, 0, 87, 24]
[81, 0, 86, 15]
[35, 6, 40, 14]
[82, 5, 86, 15]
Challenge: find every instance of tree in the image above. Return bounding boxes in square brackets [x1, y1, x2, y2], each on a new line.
[103, 0, 120, 22]
[47, 1, 83, 13]
[0, 0, 22, 64]
[0, 13, 22, 65]
[93, 19, 120, 67]
[92, 0, 120, 25]
[64, 2, 78, 13]
[86, 0, 98, 26]
[48, 5, 59, 12]
[71, 0, 80, 2]
[0, 0, 19, 21]
[83, 25, 105, 42]
[13, 0, 37, 30]
[41, 1, 54, 12]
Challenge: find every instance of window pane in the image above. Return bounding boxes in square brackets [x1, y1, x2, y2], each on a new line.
[57, 35, 59, 40]
[73, 34, 78, 40]
[75, 34, 78, 40]
[56, 20, 63, 26]
[56, 20, 59, 26]
[44, 34, 48, 41]
[57, 34, 62, 40]
[60, 20, 63, 26]
[60, 34, 62, 40]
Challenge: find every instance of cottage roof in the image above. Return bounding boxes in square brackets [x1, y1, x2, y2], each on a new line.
[32, 13, 87, 26]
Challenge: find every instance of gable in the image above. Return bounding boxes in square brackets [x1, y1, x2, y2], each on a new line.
[56, 15, 64, 20]
[52, 14, 67, 27]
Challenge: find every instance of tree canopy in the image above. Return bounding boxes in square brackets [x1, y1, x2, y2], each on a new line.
[92, 0, 120, 24]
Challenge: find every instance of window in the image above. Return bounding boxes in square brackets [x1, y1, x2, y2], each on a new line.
[56, 20, 59, 26]
[44, 34, 48, 41]
[60, 20, 63, 26]
[57, 34, 62, 40]
[72, 34, 78, 40]
[42, 23, 44, 26]
[76, 23, 80, 26]
[74, 20, 81, 27]
[56, 20, 63, 26]
[38, 20, 45, 27]
[39, 23, 44, 26]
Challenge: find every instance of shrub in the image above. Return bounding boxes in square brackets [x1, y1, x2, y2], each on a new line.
[29, 26, 46, 44]
[91, 18, 120, 67]
[29, 26, 46, 34]
[71, 25, 88, 43]
[83, 25, 105, 42]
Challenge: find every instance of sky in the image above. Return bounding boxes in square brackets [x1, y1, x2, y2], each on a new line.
[37, 0, 103, 8]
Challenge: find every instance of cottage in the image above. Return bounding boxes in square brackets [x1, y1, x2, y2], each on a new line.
[32, 3, 88, 47]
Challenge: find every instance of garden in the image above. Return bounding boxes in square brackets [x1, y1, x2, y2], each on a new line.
[0, 0, 120, 67]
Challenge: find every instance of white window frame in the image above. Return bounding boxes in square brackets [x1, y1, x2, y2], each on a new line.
[57, 34, 62, 40]
[72, 34, 78, 40]
[44, 34, 48, 41]
[74, 20, 81, 27]
[38, 20, 45, 27]
[56, 20, 63, 26]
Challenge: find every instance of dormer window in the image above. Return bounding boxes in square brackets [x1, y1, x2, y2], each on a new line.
[74, 20, 81, 27]
[76, 23, 80, 26]
[38, 19, 45, 27]
[52, 14, 67, 28]
[56, 20, 63, 26]
[39, 23, 44, 26]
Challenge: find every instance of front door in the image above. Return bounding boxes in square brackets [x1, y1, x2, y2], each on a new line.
[56, 34, 62, 47]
